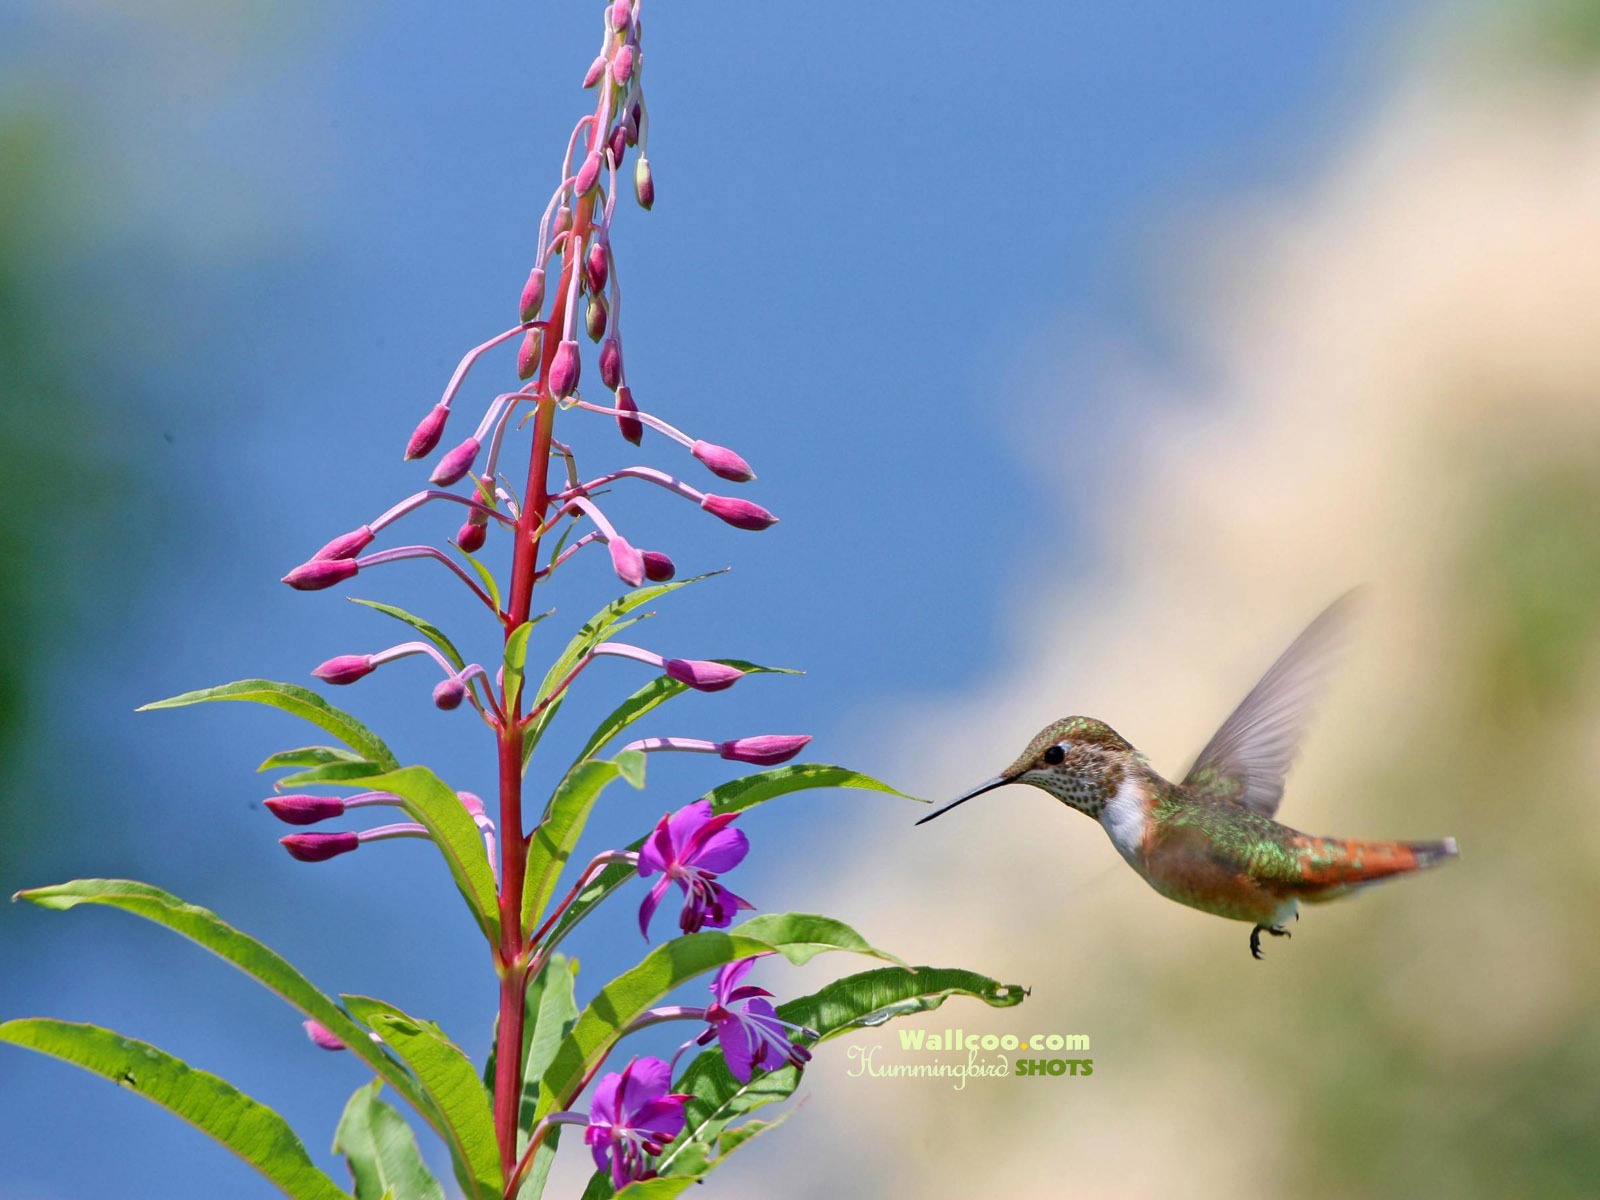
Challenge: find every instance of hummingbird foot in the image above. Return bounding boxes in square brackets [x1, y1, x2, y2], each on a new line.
[1249, 924, 1293, 960]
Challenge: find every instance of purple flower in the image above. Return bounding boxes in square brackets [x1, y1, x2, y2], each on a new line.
[699, 494, 777, 531]
[430, 437, 481, 487]
[584, 1057, 689, 1191]
[699, 958, 814, 1082]
[636, 800, 752, 938]
[690, 440, 755, 483]
[312, 654, 375, 685]
[283, 557, 359, 591]
[433, 677, 466, 710]
[313, 525, 374, 562]
[456, 517, 488, 553]
[404, 403, 450, 460]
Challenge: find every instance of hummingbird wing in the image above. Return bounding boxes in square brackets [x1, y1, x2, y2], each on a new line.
[1180, 592, 1359, 818]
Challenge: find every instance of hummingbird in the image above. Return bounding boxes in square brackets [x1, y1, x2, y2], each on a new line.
[917, 595, 1459, 959]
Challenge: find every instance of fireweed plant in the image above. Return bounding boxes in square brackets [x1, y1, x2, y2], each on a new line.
[1, 4, 1027, 1198]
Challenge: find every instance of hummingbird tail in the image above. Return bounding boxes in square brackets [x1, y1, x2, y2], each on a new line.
[1293, 834, 1459, 900]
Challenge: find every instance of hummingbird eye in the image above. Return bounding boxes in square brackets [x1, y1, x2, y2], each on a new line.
[1042, 744, 1066, 766]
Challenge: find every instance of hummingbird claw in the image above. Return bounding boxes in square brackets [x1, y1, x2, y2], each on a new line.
[1249, 924, 1293, 960]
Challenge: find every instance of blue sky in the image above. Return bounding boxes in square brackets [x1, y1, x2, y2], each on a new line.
[1, 2, 1427, 1195]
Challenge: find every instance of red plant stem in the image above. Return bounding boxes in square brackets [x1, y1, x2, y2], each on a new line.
[491, 167, 597, 1187]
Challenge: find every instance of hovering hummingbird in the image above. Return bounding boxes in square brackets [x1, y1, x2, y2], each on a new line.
[917, 595, 1459, 959]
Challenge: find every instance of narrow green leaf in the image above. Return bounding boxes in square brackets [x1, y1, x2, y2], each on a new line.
[12, 879, 439, 1131]
[659, 966, 1027, 1181]
[333, 1081, 446, 1200]
[730, 912, 906, 968]
[521, 757, 637, 930]
[258, 746, 368, 773]
[350, 598, 467, 672]
[273, 762, 385, 789]
[342, 996, 501, 1200]
[504, 620, 535, 713]
[518, 955, 580, 1199]
[570, 662, 800, 770]
[357, 767, 501, 945]
[534, 916, 889, 1123]
[542, 764, 915, 948]
[140, 680, 399, 772]
[457, 549, 503, 614]
[0, 1018, 351, 1200]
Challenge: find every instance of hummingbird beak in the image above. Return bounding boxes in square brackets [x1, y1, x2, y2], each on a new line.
[914, 774, 1016, 825]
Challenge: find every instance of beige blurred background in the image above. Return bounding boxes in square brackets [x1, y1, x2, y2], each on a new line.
[721, 18, 1600, 1200]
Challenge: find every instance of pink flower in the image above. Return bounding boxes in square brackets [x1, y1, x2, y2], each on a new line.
[636, 800, 752, 938]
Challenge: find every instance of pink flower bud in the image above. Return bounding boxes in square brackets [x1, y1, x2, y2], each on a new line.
[634, 157, 654, 210]
[585, 240, 610, 292]
[624, 109, 640, 148]
[519, 268, 546, 321]
[265, 794, 348, 826]
[691, 440, 755, 483]
[641, 550, 675, 581]
[303, 1020, 346, 1051]
[585, 294, 608, 342]
[313, 525, 374, 561]
[456, 519, 487, 553]
[430, 437, 481, 486]
[610, 0, 631, 31]
[615, 384, 643, 444]
[281, 832, 360, 862]
[664, 659, 746, 692]
[553, 205, 573, 237]
[312, 654, 376, 685]
[549, 340, 581, 399]
[575, 150, 603, 195]
[433, 678, 466, 710]
[405, 403, 450, 460]
[284, 557, 360, 591]
[700, 494, 778, 531]
[718, 735, 812, 766]
[607, 123, 628, 170]
[457, 791, 486, 817]
[600, 338, 624, 389]
[612, 44, 636, 84]
[583, 53, 607, 88]
[608, 534, 646, 587]
[517, 326, 545, 381]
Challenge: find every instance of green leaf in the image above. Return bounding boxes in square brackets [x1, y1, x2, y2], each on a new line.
[349, 598, 467, 673]
[140, 680, 399, 772]
[541, 764, 915, 949]
[457, 548, 503, 614]
[658, 966, 1027, 1182]
[533, 915, 891, 1124]
[504, 620, 535, 713]
[520, 756, 641, 930]
[258, 746, 368, 773]
[12, 879, 439, 1132]
[582, 1115, 789, 1200]
[356, 767, 501, 945]
[570, 661, 801, 770]
[522, 572, 726, 764]
[333, 1081, 446, 1200]
[273, 761, 386, 789]
[518, 955, 580, 1199]
[0, 1019, 351, 1200]
[342, 997, 501, 1200]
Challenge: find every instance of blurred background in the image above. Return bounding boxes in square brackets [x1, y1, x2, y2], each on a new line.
[3, 1, 1598, 1197]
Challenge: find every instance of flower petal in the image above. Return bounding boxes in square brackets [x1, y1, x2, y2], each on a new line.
[688, 825, 748, 875]
[638, 877, 671, 940]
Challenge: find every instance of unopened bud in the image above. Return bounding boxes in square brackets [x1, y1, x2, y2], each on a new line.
[641, 550, 675, 581]
[549, 339, 582, 399]
[517, 326, 545, 380]
[281, 832, 360, 863]
[612, 44, 636, 85]
[718, 735, 812, 766]
[583, 54, 607, 89]
[575, 150, 603, 196]
[664, 658, 746, 692]
[314, 525, 374, 561]
[430, 437, 481, 486]
[585, 240, 610, 293]
[405, 403, 450, 460]
[600, 338, 624, 389]
[608, 534, 646, 587]
[553, 205, 573, 238]
[456, 519, 487, 553]
[615, 384, 643, 444]
[700, 494, 778, 531]
[634, 157, 654, 210]
[312, 654, 376, 685]
[607, 123, 628, 170]
[265, 794, 348, 826]
[691, 440, 755, 483]
[284, 558, 360, 591]
[610, 0, 632, 31]
[433, 677, 466, 710]
[303, 1020, 346, 1051]
[585, 294, 608, 342]
[519, 267, 546, 321]
[623, 109, 640, 147]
